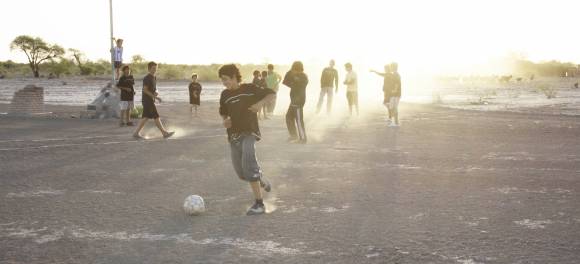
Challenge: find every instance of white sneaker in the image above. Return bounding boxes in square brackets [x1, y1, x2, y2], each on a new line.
[388, 122, 399, 127]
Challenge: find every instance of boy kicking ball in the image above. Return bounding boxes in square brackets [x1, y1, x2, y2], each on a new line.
[218, 64, 275, 215]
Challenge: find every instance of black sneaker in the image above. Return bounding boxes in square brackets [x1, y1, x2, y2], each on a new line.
[260, 177, 271, 192]
[246, 202, 266, 216]
[163, 131, 175, 139]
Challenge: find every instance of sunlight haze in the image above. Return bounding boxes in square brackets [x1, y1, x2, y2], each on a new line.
[1, 0, 578, 75]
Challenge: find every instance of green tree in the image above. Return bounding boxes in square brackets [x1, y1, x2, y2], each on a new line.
[68, 48, 93, 75]
[10, 35, 65, 77]
[46, 58, 74, 78]
[131, 54, 145, 64]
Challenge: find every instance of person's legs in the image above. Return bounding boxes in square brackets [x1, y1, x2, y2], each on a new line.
[286, 105, 298, 140]
[355, 92, 359, 116]
[126, 101, 133, 125]
[119, 110, 126, 125]
[240, 135, 267, 215]
[133, 118, 148, 137]
[267, 94, 277, 114]
[316, 88, 328, 114]
[392, 97, 400, 125]
[154, 118, 170, 135]
[327, 87, 334, 114]
[295, 106, 307, 142]
[347, 92, 353, 116]
[262, 105, 268, 119]
[230, 140, 244, 180]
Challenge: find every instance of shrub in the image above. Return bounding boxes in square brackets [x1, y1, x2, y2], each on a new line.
[537, 84, 557, 99]
[131, 105, 143, 119]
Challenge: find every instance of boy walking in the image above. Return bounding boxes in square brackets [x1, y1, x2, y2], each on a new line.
[265, 64, 282, 114]
[188, 73, 202, 116]
[133, 62, 175, 139]
[344, 63, 359, 116]
[283, 61, 309, 143]
[116, 65, 135, 126]
[218, 64, 275, 215]
[316, 60, 339, 114]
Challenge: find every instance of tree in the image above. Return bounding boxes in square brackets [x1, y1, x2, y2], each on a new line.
[131, 54, 144, 64]
[10, 35, 65, 77]
[68, 48, 93, 75]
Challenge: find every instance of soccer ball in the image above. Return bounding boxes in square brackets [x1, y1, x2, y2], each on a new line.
[183, 195, 206, 215]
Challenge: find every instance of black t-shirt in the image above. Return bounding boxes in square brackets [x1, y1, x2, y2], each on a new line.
[142, 74, 156, 103]
[219, 83, 275, 142]
[188, 82, 202, 97]
[320, 67, 338, 88]
[117, 75, 135, 101]
[283, 71, 309, 106]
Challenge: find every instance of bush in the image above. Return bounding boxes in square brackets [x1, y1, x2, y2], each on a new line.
[131, 105, 143, 119]
[537, 84, 557, 99]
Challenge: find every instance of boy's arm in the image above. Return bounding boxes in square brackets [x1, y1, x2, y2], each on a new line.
[248, 94, 275, 113]
[143, 85, 157, 101]
[219, 96, 231, 128]
[370, 70, 386, 77]
[282, 72, 292, 88]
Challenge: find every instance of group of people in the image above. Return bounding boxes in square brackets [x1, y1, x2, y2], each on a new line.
[110, 38, 402, 215]
[251, 64, 283, 120]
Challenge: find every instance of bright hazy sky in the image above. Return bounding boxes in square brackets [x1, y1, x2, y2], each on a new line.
[1, 0, 578, 74]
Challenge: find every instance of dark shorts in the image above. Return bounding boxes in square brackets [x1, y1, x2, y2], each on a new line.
[189, 96, 200, 106]
[114, 61, 122, 69]
[383, 92, 391, 104]
[346, 91, 358, 106]
[142, 101, 159, 119]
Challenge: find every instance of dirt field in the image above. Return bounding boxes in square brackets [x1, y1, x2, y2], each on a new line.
[1, 102, 579, 263]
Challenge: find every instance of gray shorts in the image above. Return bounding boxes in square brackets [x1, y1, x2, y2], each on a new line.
[229, 134, 262, 182]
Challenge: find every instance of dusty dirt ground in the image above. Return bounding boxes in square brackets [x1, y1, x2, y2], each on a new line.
[0, 102, 579, 263]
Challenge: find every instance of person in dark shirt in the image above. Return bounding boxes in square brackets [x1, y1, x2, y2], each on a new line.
[133, 62, 175, 139]
[252, 70, 261, 87]
[283, 61, 309, 143]
[116, 65, 135, 126]
[218, 64, 275, 215]
[316, 59, 339, 114]
[188, 73, 202, 117]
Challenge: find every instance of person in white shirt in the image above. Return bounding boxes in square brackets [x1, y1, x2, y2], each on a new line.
[344, 62, 359, 116]
[110, 38, 124, 80]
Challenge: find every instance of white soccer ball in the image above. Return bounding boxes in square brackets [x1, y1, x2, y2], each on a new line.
[183, 195, 206, 215]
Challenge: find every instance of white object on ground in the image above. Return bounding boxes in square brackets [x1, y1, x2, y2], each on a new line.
[183, 195, 206, 215]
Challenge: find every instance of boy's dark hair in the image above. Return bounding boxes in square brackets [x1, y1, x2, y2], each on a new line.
[291, 61, 304, 72]
[253, 70, 260, 76]
[191, 73, 198, 79]
[390, 62, 398, 72]
[345, 62, 352, 69]
[147, 61, 157, 70]
[121, 65, 130, 71]
[267, 64, 274, 70]
[261, 71, 268, 77]
[218, 64, 242, 83]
